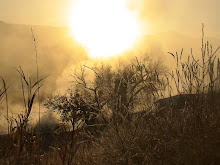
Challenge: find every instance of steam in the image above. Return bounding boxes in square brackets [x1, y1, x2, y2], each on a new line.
[0, 21, 87, 105]
[0, 0, 220, 132]
[0, 21, 88, 132]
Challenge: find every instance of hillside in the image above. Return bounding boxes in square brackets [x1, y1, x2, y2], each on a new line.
[0, 20, 219, 130]
[0, 20, 87, 105]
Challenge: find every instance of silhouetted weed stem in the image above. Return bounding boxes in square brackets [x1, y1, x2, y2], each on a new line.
[31, 27, 41, 163]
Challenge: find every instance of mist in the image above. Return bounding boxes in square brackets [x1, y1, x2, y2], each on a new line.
[0, 0, 220, 132]
[0, 21, 89, 132]
[0, 2, 219, 163]
[0, 20, 219, 119]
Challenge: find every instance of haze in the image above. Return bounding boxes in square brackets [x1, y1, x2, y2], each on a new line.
[0, 0, 220, 132]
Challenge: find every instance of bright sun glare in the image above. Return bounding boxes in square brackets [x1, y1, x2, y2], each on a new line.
[69, 0, 140, 58]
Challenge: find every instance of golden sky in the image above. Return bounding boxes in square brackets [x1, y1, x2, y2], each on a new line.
[0, 0, 219, 36]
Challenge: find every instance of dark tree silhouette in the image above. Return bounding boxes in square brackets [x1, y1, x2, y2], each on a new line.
[45, 56, 167, 134]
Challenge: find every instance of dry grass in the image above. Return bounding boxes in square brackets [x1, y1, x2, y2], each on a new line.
[0, 25, 219, 164]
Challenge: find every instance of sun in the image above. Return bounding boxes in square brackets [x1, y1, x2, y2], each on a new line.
[68, 0, 140, 58]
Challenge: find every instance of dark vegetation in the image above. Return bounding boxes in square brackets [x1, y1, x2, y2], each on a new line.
[0, 25, 220, 164]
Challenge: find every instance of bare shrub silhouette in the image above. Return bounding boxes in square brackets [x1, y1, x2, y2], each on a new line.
[45, 56, 167, 164]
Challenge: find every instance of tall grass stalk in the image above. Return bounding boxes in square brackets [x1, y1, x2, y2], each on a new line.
[2, 67, 46, 164]
[167, 24, 220, 95]
[31, 27, 41, 163]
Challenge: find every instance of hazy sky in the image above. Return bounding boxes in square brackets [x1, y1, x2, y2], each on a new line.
[0, 0, 219, 35]
[0, 0, 73, 26]
[130, 0, 220, 35]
